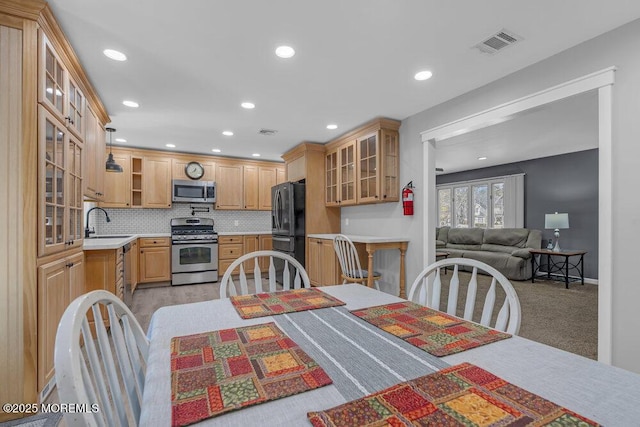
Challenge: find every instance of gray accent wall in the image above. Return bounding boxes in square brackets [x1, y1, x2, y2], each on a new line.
[437, 149, 599, 279]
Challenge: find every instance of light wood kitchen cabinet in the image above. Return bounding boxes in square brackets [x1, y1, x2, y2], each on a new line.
[324, 118, 400, 206]
[172, 158, 216, 181]
[219, 235, 244, 276]
[216, 163, 244, 209]
[142, 155, 172, 208]
[138, 237, 171, 283]
[258, 166, 286, 210]
[129, 239, 139, 293]
[217, 162, 283, 211]
[83, 106, 105, 201]
[84, 246, 124, 299]
[100, 148, 131, 207]
[244, 165, 259, 210]
[325, 141, 357, 206]
[243, 234, 274, 271]
[277, 167, 286, 184]
[39, 106, 84, 257]
[220, 234, 274, 276]
[307, 238, 340, 286]
[37, 251, 84, 391]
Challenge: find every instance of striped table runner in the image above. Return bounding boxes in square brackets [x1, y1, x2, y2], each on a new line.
[275, 306, 450, 401]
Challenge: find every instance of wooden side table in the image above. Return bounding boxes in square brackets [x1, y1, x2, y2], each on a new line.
[529, 249, 587, 289]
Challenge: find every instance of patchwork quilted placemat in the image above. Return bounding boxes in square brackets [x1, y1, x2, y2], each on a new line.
[230, 288, 346, 319]
[350, 301, 510, 357]
[308, 362, 600, 427]
[171, 322, 332, 426]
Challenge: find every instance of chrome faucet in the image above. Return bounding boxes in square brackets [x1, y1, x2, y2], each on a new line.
[85, 207, 111, 238]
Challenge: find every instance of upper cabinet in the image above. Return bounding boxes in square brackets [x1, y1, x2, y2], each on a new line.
[216, 161, 284, 211]
[38, 106, 84, 256]
[142, 155, 172, 208]
[83, 105, 105, 200]
[324, 118, 400, 206]
[39, 33, 85, 139]
[100, 147, 131, 208]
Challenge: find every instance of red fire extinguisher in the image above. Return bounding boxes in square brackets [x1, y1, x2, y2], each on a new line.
[402, 182, 414, 216]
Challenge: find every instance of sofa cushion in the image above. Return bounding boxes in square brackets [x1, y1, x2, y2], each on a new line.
[448, 228, 484, 245]
[483, 228, 529, 248]
[436, 227, 450, 242]
[481, 243, 517, 255]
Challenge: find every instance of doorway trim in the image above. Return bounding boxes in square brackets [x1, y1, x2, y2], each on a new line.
[420, 66, 615, 364]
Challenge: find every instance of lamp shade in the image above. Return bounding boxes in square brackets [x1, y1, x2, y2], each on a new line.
[545, 212, 569, 229]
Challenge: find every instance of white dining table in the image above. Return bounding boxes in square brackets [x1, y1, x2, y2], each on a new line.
[140, 284, 640, 426]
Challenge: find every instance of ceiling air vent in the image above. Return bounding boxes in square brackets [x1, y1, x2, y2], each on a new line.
[474, 29, 522, 54]
[258, 128, 278, 136]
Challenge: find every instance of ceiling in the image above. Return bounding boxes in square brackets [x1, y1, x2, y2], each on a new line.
[435, 90, 599, 174]
[47, 1, 640, 163]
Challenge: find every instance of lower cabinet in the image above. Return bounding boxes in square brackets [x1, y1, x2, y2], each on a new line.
[307, 238, 340, 286]
[37, 251, 84, 392]
[138, 237, 171, 283]
[219, 234, 274, 276]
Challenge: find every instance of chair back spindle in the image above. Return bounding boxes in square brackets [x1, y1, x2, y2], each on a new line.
[55, 290, 150, 426]
[220, 250, 310, 298]
[407, 258, 521, 335]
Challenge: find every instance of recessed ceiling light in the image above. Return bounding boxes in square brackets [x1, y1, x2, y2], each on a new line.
[166, 144, 176, 148]
[222, 131, 234, 136]
[414, 70, 433, 81]
[326, 124, 338, 130]
[103, 49, 127, 61]
[212, 149, 221, 153]
[115, 138, 127, 143]
[275, 45, 295, 58]
[478, 156, 487, 160]
[252, 153, 261, 157]
[123, 100, 139, 108]
[241, 102, 255, 109]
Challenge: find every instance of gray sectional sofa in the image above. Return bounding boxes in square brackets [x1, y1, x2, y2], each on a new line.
[436, 227, 542, 280]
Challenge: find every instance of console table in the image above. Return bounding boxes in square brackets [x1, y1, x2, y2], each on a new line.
[529, 249, 587, 289]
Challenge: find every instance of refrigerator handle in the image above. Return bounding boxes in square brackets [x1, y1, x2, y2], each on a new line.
[274, 188, 281, 230]
[272, 236, 291, 242]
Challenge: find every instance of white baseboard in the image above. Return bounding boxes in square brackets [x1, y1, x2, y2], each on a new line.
[534, 271, 598, 285]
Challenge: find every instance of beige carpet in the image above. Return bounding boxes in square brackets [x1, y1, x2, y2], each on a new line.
[131, 275, 598, 360]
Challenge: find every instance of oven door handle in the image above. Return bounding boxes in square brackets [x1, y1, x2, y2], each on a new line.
[171, 240, 218, 245]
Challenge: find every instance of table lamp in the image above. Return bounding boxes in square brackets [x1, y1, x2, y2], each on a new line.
[545, 212, 569, 252]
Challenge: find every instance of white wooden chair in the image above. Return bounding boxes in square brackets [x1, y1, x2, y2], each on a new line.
[219, 250, 310, 298]
[407, 258, 521, 335]
[333, 234, 381, 290]
[55, 290, 149, 427]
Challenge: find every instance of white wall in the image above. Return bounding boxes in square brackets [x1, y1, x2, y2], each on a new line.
[345, 18, 640, 373]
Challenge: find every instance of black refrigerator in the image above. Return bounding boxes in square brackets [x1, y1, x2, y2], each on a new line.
[271, 181, 305, 284]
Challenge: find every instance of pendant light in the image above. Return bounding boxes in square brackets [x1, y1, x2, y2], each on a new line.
[105, 127, 123, 173]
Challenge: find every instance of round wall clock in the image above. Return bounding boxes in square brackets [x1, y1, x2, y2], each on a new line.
[185, 161, 205, 180]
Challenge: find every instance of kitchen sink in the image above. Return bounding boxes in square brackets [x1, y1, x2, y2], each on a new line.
[88, 235, 133, 239]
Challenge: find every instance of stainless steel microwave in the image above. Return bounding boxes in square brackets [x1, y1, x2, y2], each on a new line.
[172, 179, 216, 203]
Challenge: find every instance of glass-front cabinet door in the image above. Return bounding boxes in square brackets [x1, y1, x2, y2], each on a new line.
[339, 141, 356, 205]
[39, 106, 83, 256]
[40, 33, 67, 122]
[67, 77, 85, 139]
[357, 133, 379, 203]
[380, 129, 399, 202]
[325, 149, 339, 205]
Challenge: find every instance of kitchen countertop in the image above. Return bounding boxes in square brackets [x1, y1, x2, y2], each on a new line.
[218, 231, 272, 236]
[83, 233, 170, 250]
[307, 234, 410, 243]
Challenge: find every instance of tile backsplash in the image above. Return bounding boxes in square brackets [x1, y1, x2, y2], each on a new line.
[84, 202, 270, 234]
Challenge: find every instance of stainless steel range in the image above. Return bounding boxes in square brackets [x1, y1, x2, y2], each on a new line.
[170, 217, 218, 285]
